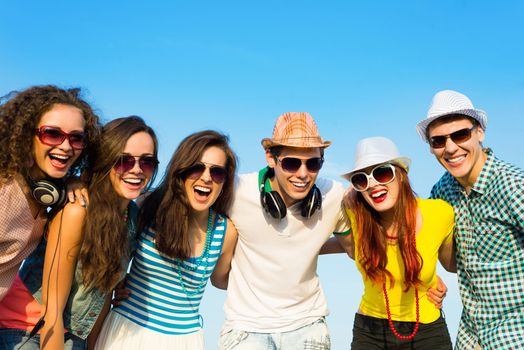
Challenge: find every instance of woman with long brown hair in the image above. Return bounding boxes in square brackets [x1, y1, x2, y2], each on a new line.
[0, 116, 158, 349]
[336, 136, 456, 349]
[95, 130, 238, 350]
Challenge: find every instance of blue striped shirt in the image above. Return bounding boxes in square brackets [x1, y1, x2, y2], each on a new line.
[114, 213, 226, 334]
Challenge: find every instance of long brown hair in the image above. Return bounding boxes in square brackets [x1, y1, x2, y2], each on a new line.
[346, 164, 422, 291]
[0, 85, 100, 183]
[80, 116, 158, 292]
[138, 130, 237, 260]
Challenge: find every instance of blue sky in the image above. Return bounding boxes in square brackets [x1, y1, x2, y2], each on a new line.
[2, 1, 523, 348]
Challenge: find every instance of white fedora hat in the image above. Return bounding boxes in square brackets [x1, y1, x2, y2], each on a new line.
[341, 136, 411, 181]
[416, 89, 488, 142]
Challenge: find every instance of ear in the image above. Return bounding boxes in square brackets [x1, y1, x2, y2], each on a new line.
[265, 149, 276, 168]
[476, 126, 485, 144]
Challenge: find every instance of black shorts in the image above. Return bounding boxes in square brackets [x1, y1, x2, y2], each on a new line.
[351, 313, 452, 350]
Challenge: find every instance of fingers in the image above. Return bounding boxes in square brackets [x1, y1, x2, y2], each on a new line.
[427, 288, 444, 309]
[436, 275, 448, 293]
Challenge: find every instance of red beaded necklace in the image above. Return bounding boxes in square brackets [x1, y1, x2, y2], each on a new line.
[382, 283, 419, 340]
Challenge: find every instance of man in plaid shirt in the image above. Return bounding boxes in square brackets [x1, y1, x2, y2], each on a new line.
[416, 90, 524, 350]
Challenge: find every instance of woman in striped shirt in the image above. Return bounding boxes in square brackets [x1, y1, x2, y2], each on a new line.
[95, 130, 238, 350]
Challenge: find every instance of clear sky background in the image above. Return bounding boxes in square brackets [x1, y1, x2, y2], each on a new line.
[2, 1, 523, 348]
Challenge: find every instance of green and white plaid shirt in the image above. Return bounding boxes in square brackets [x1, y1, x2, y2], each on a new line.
[430, 149, 524, 350]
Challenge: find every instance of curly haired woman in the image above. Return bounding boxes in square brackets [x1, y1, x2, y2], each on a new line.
[0, 85, 100, 301]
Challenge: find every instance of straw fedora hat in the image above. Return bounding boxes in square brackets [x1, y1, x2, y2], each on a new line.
[261, 112, 331, 149]
[341, 136, 411, 181]
[416, 90, 488, 142]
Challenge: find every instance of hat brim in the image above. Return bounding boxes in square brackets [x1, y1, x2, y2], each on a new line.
[341, 156, 411, 181]
[416, 109, 488, 142]
[261, 138, 332, 149]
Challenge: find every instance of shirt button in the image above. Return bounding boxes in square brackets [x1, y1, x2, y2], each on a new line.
[77, 330, 83, 335]
[88, 312, 97, 317]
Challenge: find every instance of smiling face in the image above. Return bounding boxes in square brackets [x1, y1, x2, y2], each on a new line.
[266, 146, 322, 207]
[31, 104, 86, 179]
[359, 165, 401, 217]
[184, 146, 227, 214]
[109, 131, 156, 201]
[428, 116, 487, 190]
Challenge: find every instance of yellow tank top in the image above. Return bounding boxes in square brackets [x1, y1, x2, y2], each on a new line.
[348, 198, 454, 323]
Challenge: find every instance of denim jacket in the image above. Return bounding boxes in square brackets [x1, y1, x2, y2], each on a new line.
[20, 201, 139, 339]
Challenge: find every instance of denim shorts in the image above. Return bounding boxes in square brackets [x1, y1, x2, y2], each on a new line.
[219, 317, 331, 350]
[351, 313, 452, 350]
[0, 328, 86, 350]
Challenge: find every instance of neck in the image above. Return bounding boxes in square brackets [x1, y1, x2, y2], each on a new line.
[459, 150, 488, 194]
[190, 208, 211, 230]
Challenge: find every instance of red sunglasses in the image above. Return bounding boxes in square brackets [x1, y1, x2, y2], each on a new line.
[114, 155, 159, 175]
[35, 126, 86, 150]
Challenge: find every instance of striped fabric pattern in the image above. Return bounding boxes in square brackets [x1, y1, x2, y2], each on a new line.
[114, 213, 226, 334]
[0, 180, 46, 300]
[430, 149, 524, 350]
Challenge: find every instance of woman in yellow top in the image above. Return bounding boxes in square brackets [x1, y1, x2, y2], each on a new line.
[337, 136, 456, 349]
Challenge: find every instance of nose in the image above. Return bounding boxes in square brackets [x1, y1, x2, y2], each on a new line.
[201, 167, 212, 182]
[443, 136, 459, 153]
[295, 162, 309, 178]
[58, 137, 73, 152]
[129, 158, 143, 174]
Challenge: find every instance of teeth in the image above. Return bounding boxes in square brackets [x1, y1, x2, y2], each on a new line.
[50, 154, 69, 160]
[291, 182, 306, 188]
[371, 190, 387, 198]
[195, 186, 211, 193]
[123, 178, 142, 184]
[447, 156, 465, 164]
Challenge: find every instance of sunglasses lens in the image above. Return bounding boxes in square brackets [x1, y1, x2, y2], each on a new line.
[67, 133, 86, 149]
[114, 155, 136, 173]
[372, 165, 395, 184]
[280, 158, 302, 172]
[186, 163, 206, 180]
[450, 128, 473, 144]
[305, 158, 323, 172]
[210, 166, 227, 183]
[40, 128, 65, 145]
[350, 173, 368, 191]
[429, 136, 446, 148]
[138, 157, 158, 175]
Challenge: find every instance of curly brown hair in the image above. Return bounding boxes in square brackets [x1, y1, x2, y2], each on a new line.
[138, 130, 238, 260]
[80, 116, 159, 293]
[0, 85, 101, 183]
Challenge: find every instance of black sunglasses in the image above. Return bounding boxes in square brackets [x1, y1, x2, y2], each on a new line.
[429, 126, 477, 149]
[276, 157, 324, 173]
[35, 125, 86, 150]
[114, 155, 159, 175]
[350, 163, 396, 192]
[185, 162, 227, 184]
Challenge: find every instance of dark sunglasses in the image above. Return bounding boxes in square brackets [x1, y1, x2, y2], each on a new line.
[350, 163, 396, 192]
[114, 155, 159, 175]
[35, 126, 86, 150]
[429, 125, 477, 149]
[277, 157, 324, 173]
[185, 162, 227, 184]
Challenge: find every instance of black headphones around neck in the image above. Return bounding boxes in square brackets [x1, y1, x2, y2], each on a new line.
[26, 175, 67, 208]
[259, 167, 322, 220]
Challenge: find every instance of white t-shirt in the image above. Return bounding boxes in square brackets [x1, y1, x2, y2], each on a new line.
[222, 172, 349, 333]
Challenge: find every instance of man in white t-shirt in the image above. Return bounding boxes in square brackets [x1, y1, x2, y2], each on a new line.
[213, 112, 349, 350]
